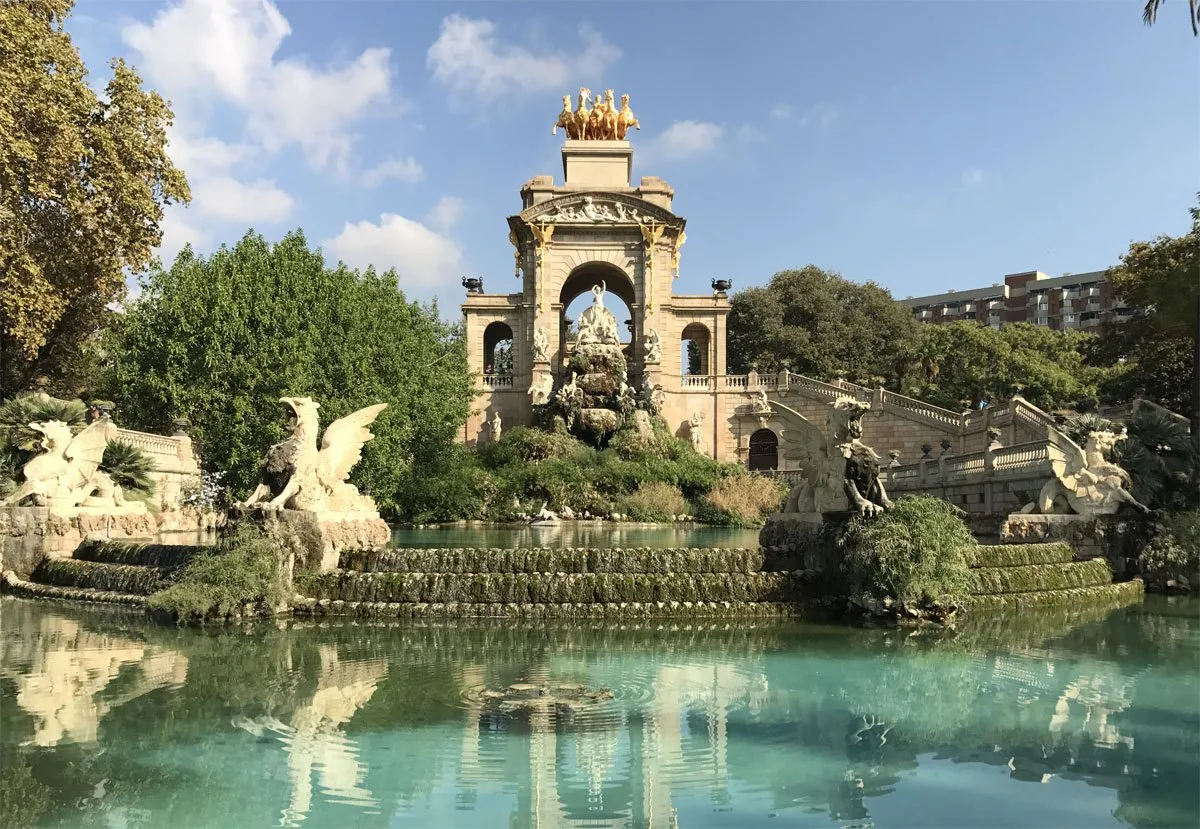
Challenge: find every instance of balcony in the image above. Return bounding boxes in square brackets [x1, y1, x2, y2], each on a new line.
[482, 374, 514, 389]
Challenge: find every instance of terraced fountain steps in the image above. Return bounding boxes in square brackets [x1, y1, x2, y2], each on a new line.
[339, 547, 768, 574]
[965, 541, 1143, 611]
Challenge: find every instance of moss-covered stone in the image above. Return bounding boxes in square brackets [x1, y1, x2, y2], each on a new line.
[339, 547, 765, 574]
[964, 580, 1144, 611]
[291, 596, 814, 619]
[74, 539, 210, 569]
[32, 559, 171, 595]
[970, 542, 1076, 568]
[2, 571, 147, 606]
[966, 558, 1113, 595]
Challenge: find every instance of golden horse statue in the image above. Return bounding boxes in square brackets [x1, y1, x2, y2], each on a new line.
[555, 89, 640, 142]
[552, 94, 577, 139]
[617, 94, 640, 139]
[571, 87, 592, 140]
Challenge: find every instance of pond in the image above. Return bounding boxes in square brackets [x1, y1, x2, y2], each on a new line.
[1, 597, 1197, 829]
[389, 522, 764, 549]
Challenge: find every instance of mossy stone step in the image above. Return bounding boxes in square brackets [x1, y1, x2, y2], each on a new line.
[965, 580, 1144, 611]
[2, 571, 147, 606]
[33, 559, 172, 596]
[74, 540, 210, 569]
[291, 597, 814, 619]
[340, 547, 765, 574]
[970, 542, 1076, 568]
[966, 559, 1112, 596]
[298, 570, 814, 605]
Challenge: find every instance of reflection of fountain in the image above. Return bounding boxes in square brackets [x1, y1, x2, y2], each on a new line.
[4, 614, 188, 747]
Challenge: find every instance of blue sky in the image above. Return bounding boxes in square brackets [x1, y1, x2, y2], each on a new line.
[70, 1, 1198, 309]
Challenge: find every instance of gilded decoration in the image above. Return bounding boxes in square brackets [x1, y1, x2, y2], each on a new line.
[553, 88, 640, 141]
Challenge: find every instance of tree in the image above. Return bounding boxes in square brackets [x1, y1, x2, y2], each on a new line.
[727, 266, 920, 386]
[0, 0, 190, 398]
[904, 322, 1105, 412]
[1090, 197, 1199, 430]
[1143, 0, 1200, 36]
[686, 338, 702, 375]
[101, 230, 475, 515]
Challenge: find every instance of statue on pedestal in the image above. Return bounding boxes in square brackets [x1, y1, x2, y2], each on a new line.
[1029, 429, 1152, 516]
[576, 282, 621, 346]
[533, 328, 550, 363]
[3, 419, 140, 512]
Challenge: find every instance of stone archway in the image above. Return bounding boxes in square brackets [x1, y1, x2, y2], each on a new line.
[748, 428, 779, 471]
[560, 262, 637, 363]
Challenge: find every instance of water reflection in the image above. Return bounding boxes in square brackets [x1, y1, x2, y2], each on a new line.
[1, 597, 1196, 829]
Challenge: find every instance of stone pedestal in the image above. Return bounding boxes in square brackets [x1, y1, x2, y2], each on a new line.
[1000, 513, 1154, 577]
[759, 512, 848, 573]
[237, 506, 390, 572]
[561, 139, 632, 187]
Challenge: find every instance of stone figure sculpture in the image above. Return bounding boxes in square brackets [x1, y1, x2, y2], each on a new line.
[1029, 429, 1152, 516]
[533, 328, 550, 362]
[3, 418, 138, 511]
[753, 389, 771, 414]
[239, 397, 387, 512]
[774, 396, 893, 517]
[637, 380, 666, 416]
[529, 373, 554, 406]
[689, 412, 705, 452]
[488, 412, 503, 443]
[576, 282, 621, 346]
[643, 328, 662, 363]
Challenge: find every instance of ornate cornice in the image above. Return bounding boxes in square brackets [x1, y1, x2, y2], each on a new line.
[511, 192, 683, 234]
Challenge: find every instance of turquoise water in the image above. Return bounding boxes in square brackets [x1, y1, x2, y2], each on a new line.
[1, 597, 1197, 829]
[390, 522, 764, 549]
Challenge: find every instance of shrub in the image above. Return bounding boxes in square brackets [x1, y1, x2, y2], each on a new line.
[696, 474, 787, 527]
[841, 495, 975, 612]
[100, 439, 155, 494]
[619, 482, 689, 521]
[147, 525, 291, 622]
[479, 425, 579, 467]
[1140, 510, 1200, 592]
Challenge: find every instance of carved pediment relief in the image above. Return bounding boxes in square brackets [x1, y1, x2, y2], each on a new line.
[517, 192, 681, 229]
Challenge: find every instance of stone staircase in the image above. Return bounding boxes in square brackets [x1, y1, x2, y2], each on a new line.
[292, 546, 825, 619]
[2, 540, 206, 607]
[964, 541, 1143, 611]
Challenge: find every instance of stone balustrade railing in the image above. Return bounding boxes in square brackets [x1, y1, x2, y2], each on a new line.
[1098, 398, 1191, 432]
[886, 439, 1051, 489]
[115, 428, 200, 476]
[483, 374, 514, 389]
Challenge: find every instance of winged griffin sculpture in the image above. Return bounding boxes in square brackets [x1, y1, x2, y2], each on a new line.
[1029, 428, 1151, 516]
[3, 419, 136, 511]
[239, 397, 387, 513]
[772, 396, 893, 517]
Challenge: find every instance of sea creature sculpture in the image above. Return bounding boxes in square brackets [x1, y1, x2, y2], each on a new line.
[1029, 429, 1152, 516]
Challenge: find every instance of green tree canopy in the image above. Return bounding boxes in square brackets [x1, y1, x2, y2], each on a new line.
[727, 266, 920, 385]
[0, 0, 189, 397]
[1090, 197, 1199, 421]
[903, 322, 1106, 413]
[101, 230, 474, 514]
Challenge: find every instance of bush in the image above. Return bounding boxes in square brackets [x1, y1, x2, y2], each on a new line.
[101, 439, 155, 494]
[147, 525, 291, 622]
[619, 482, 690, 522]
[1140, 510, 1200, 592]
[841, 495, 975, 612]
[697, 474, 787, 527]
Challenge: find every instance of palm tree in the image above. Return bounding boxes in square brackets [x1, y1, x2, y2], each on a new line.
[1143, 0, 1200, 36]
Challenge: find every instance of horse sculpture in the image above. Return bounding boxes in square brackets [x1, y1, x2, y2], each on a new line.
[571, 87, 592, 140]
[616, 93, 640, 139]
[552, 94, 578, 139]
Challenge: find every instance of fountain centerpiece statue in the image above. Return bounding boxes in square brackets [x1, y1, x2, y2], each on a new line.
[550, 282, 632, 442]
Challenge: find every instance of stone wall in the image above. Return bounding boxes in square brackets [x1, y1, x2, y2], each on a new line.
[115, 428, 201, 510]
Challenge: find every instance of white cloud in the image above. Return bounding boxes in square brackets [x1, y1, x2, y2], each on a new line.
[362, 156, 424, 187]
[961, 167, 985, 186]
[191, 175, 294, 223]
[424, 196, 463, 234]
[323, 211, 463, 292]
[798, 103, 839, 130]
[427, 14, 620, 100]
[642, 121, 724, 162]
[770, 103, 794, 120]
[156, 210, 212, 268]
[737, 123, 767, 144]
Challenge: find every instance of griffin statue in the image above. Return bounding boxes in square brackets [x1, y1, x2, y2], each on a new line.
[771, 396, 893, 517]
[3, 418, 140, 512]
[239, 397, 387, 513]
[1028, 428, 1152, 516]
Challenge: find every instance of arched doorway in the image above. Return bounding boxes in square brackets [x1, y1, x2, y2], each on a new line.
[560, 263, 636, 364]
[748, 428, 779, 471]
[482, 321, 514, 376]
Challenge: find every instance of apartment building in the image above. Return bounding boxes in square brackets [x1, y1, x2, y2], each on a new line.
[900, 270, 1134, 331]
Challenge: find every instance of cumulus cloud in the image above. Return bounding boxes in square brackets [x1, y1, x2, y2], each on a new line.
[427, 14, 620, 100]
[362, 156, 424, 187]
[190, 176, 294, 223]
[770, 103, 794, 120]
[424, 196, 463, 234]
[641, 121, 724, 163]
[798, 103, 839, 130]
[323, 210, 463, 292]
[961, 167, 985, 186]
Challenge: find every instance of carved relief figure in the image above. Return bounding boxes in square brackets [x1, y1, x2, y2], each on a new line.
[3, 418, 135, 511]
[775, 396, 893, 517]
[643, 328, 662, 363]
[1030, 429, 1152, 516]
[753, 389, 771, 414]
[616, 94, 640, 139]
[529, 222, 555, 311]
[640, 221, 665, 312]
[533, 327, 550, 363]
[240, 397, 387, 512]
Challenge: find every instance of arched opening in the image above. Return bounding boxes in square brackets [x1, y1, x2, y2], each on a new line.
[560, 263, 636, 363]
[681, 322, 711, 376]
[748, 428, 779, 471]
[482, 321, 514, 377]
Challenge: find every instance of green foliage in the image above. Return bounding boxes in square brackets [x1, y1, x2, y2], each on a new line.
[147, 525, 290, 622]
[727, 266, 920, 385]
[904, 322, 1106, 412]
[696, 473, 788, 527]
[100, 230, 474, 513]
[100, 439, 155, 494]
[618, 482, 690, 521]
[397, 444, 495, 523]
[1140, 510, 1200, 592]
[1090, 197, 1199, 418]
[841, 496, 976, 609]
[0, 392, 87, 450]
[0, 0, 190, 397]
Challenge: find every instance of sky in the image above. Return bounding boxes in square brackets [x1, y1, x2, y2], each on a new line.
[68, 0, 1199, 310]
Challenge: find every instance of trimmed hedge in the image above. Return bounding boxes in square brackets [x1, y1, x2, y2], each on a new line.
[296, 570, 813, 604]
[32, 559, 171, 596]
[339, 547, 765, 574]
[74, 540, 211, 569]
[965, 580, 1144, 611]
[970, 542, 1076, 569]
[966, 558, 1112, 595]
